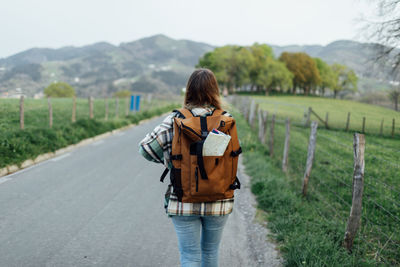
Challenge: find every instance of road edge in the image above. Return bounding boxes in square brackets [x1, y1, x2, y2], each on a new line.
[235, 157, 283, 266]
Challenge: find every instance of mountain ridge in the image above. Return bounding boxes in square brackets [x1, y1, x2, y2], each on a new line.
[0, 35, 391, 97]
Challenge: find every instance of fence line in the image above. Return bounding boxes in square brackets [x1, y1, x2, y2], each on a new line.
[13, 95, 157, 129]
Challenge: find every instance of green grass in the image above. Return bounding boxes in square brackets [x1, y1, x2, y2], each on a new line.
[251, 95, 400, 137]
[0, 98, 180, 168]
[232, 98, 400, 266]
[0, 97, 170, 131]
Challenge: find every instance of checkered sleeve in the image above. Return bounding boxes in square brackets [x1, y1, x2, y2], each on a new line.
[138, 112, 177, 168]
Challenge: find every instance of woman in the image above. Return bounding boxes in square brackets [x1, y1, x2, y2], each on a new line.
[138, 68, 237, 267]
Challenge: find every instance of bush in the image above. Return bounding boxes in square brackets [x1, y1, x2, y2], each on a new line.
[44, 82, 76, 97]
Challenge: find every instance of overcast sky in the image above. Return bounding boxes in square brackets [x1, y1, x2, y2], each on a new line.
[0, 0, 376, 58]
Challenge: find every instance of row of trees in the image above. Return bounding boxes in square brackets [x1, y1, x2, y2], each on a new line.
[197, 44, 358, 97]
[44, 82, 133, 98]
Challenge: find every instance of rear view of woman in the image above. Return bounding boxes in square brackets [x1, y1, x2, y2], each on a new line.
[139, 68, 241, 267]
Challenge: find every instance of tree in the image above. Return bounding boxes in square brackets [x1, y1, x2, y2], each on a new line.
[113, 90, 132, 98]
[313, 58, 336, 95]
[363, 0, 400, 72]
[363, 0, 400, 111]
[44, 82, 75, 97]
[248, 43, 275, 91]
[279, 52, 321, 95]
[256, 59, 293, 95]
[197, 45, 252, 94]
[331, 64, 358, 98]
[198, 49, 228, 88]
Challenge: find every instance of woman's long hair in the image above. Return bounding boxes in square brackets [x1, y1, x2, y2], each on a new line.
[184, 68, 222, 110]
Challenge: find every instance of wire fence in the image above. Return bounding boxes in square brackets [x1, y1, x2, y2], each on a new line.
[249, 95, 400, 138]
[230, 95, 400, 265]
[0, 93, 181, 131]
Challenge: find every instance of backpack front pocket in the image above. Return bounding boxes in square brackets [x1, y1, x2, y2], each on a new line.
[190, 155, 227, 197]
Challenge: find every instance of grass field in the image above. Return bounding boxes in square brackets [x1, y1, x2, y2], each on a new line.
[232, 95, 400, 266]
[0, 97, 172, 131]
[252, 95, 400, 137]
[0, 97, 180, 168]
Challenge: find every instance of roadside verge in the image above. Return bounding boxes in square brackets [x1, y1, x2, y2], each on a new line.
[1, 104, 178, 178]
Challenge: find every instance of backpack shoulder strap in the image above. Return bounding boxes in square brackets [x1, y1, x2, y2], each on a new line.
[173, 108, 193, 119]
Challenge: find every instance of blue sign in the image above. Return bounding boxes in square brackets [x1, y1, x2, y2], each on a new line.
[130, 95, 135, 111]
[135, 95, 141, 111]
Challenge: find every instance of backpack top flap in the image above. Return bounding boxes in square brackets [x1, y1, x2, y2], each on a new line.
[176, 113, 235, 142]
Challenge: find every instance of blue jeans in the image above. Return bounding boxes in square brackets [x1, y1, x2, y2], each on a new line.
[171, 215, 229, 267]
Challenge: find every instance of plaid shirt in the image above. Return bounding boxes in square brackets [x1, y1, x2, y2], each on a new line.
[139, 106, 234, 216]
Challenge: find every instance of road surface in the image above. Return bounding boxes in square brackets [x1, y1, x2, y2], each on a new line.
[0, 115, 281, 267]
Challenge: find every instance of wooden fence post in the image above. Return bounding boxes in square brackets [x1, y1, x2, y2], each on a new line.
[269, 114, 275, 157]
[249, 99, 256, 126]
[310, 108, 329, 129]
[380, 119, 384, 136]
[282, 118, 290, 172]
[19, 95, 24, 130]
[392, 118, 395, 138]
[258, 109, 264, 142]
[304, 107, 311, 127]
[343, 133, 365, 252]
[115, 98, 119, 118]
[302, 121, 318, 196]
[325, 112, 329, 129]
[125, 96, 129, 116]
[72, 96, 76, 123]
[262, 111, 268, 144]
[48, 97, 53, 128]
[362, 117, 366, 133]
[258, 110, 268, 144]
[346, 112, 351, 131]
[253, 104, 259, 128]
[243, 105, 249, 122]
[88, 96, 94, 119]
[105, 97, 109, 121]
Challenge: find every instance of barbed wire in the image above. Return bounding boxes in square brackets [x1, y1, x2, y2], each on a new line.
[314, 165, 353, 188]
[366, 139, 400, 154]
[364, 154, 400, 169]
[365, 175, 400, 196]
[315, 147, 353, 168]
[359, 214, 400, 261]
[317, 133, 353, 151]
[363, 181, 400, 208]
[313, 179, 352, 209]
[365, 196, 400, 223]
[361, 214, 400, 243]
[309, 184, 347, 219]
[355, 234, 394, 265]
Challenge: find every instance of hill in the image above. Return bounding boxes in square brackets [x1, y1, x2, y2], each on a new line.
[0, 35, 394, 97]
[0, 34, 214, 97]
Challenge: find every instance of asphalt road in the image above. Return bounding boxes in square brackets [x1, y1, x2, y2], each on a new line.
[0, 115, 281, 267]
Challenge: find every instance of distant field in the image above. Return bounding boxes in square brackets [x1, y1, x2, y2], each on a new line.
[0, 97, 170, 131]
[252, 95, 400, 137]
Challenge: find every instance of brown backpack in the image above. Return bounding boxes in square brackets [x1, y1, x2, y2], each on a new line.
[160, 108, 242, 203]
